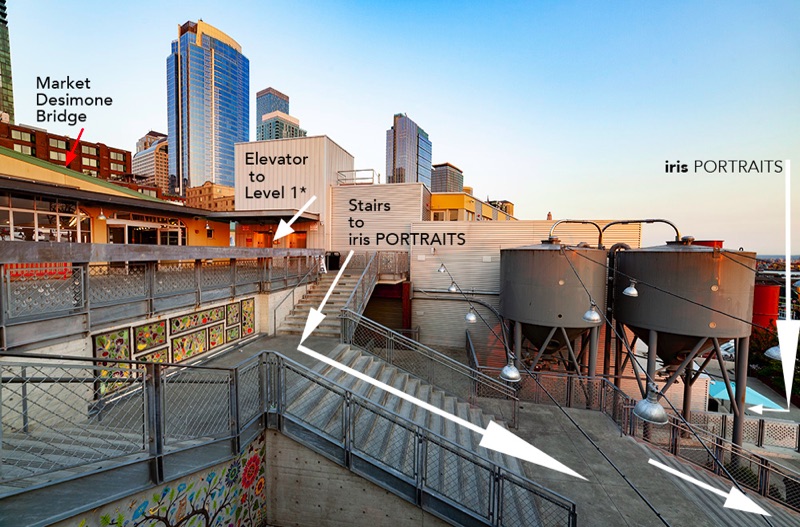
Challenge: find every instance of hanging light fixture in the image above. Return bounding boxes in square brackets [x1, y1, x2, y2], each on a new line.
[465, 307, 478, 323]
[633, 382, 669, 425]
[500, 359, 521, 383]
[623, 279, 639, 298]
[437, 263, 447, 273]
[448, 281, 458, 293]
[582, 302, 602, 324]
[205, 220, 211, 230]
[97, 209, 106, 221]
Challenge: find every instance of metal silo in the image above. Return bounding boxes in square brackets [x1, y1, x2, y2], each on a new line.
[500, 236, 607, 376]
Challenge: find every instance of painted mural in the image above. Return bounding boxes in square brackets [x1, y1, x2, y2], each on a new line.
[134, 321, 167, 352]
[171, 306, 226, 336]
[71, 433, 267, 527]
[92, 298, 255, 373]
[241, 298, 255, 337]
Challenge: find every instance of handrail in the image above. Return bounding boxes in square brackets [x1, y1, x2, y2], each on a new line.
[342, 251, 378, 314]
[272, 255, 322, 332]
[465, 329, 481, 372]
[341, 309, 519, 427]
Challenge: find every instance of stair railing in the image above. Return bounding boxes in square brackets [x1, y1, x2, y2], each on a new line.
[271, 255, 322, 333]
[340, 309, 519, 428]
[341, 251, 378, 318]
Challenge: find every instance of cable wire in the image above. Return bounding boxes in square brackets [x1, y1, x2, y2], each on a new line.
[558, 248, 776, 526]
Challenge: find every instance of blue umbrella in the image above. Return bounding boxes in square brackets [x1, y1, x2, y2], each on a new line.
[708, 381, 782, 410]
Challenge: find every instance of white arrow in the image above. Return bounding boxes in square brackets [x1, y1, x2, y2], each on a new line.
[777, 160, 799, 411]
[274, 195, 318, 240]
[648, 459, 770, 516]
[300, 250, 354, 344]
[296, 342, 586, 480]
[748, 404, 790, 415]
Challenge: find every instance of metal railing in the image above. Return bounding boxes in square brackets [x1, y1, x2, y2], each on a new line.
[1, 350, 575, 527]
[271, 255, 322, 333]
[341, 309, 519, 428]
[0, 243, 324, 349]
[688, 411, 800, 452]
[496, 369, 800, 514]
[342, 252, 378, 316]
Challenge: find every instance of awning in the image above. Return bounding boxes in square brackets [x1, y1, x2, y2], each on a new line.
[708, 380, 782, 410]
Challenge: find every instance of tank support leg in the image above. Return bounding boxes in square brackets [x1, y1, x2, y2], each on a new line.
[514, 321, 522, 371]
[732, 336, 750, 448]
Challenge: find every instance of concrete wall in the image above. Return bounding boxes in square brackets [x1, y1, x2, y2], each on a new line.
[265, 431, 449, 527]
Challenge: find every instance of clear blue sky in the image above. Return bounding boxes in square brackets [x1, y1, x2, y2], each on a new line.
[7, 1, 799, 253]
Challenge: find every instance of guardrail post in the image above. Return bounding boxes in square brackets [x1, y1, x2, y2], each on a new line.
[713, 436, 724, 476]
[566, 376, 573, 408]
[759, 457, 770, 497]
[146, 261, 156, 316]
[146, 362, 165, 484]
[230, 258, 236, 298]
[797, 424, 800, 453]
[415, 427, 426, 506]
[669, 417, 679, 455]
[490, 468, 500, 525]
[343, 393, 352, 468]
[757, 418, 765, 448]
[194, 259, 202, 307]
[230, 368, 241, 453]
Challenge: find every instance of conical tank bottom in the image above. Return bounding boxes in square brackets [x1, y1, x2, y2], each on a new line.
[521, 324, 588, 355]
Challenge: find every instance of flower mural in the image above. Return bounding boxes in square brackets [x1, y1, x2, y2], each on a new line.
[172, 330, 206, 362]
[226, 303, 241, 326]
[209, 323, 225, 350]
[170, 306, 226, 335]
[78, 434, 267, 527]
[241, 299, 255, 336]
[133, 321, 166, 352]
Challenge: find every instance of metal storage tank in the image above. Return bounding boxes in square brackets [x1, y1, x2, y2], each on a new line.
[500, 239, 607, 356]
[613, 242, 756, 366]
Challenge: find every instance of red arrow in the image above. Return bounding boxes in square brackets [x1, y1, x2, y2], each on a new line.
[64, 128, 84, 167]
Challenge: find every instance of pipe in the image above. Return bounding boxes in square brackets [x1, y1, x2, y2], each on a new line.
[547, 219, 604, 247]
[601, 218, 682, 245]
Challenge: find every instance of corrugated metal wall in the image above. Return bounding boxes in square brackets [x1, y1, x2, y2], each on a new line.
[330, 183, 425, 251]
[234, 136, 354, 250]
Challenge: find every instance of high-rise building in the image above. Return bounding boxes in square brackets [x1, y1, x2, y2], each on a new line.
[255, 87, 307, 141]
[0, 0, 15, 123]
[136, 130, 167, 153]
[167, 20, 249, 195]
[431, 163, 464, 193]
[132, 136, 170, 195]
[385, 113, 432, 186]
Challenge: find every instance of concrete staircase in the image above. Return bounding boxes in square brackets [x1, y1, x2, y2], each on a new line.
[286, 344, 541, 525]
[277, 273, 361, 338]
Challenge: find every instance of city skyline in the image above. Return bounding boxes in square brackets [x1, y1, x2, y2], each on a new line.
[5, 1, 799, 252]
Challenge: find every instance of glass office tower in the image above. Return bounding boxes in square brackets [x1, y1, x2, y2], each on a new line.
[255, 87, 289, 125]
[167, 20, 249, 195]
[385, 114, 432, 187]
[0, 0, 15, 123]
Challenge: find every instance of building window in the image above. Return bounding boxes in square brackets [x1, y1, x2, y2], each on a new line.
[433, 211, 445, 221]
[110, 151, 125, 161]
[49, 138, 67, 149]
[110, 163, 125, 172]
[13, 144, 32, 155]
[449, 209, 460, 221]
[83, 157, 98, 167]
[11, 130, 31, 142]
[50, 151, 67, 162]
[0, 192, 90, 243]
[81, 145, 97, 155]
[84, 170, 98, 177]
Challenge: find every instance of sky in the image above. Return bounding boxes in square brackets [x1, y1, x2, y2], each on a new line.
[7, 0, 800, 253]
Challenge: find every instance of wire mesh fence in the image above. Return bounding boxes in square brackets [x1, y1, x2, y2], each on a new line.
[0, 361, 147, 483]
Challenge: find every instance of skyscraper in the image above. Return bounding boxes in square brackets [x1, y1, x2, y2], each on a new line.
[255, 87, 307, 141]
[386, 114, 432, 186]
[167, 20, 249, 195]
[0, 0, 15, 123]
[431, 163, 464, 193]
